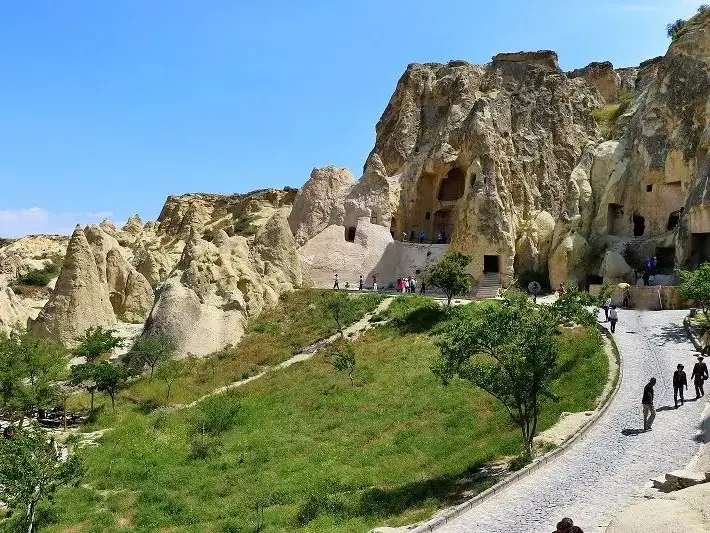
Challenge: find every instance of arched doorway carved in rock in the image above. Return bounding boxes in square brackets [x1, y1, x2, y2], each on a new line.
[433, 209, 454, 242]
[437, 168, 466, 201]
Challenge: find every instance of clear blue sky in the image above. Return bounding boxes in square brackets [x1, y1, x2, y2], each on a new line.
[0, 0, 699, 236]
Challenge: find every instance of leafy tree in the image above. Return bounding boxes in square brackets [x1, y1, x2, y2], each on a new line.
[679, 263, 710, 322]
[72, 326, 123, 363]
[433, 293, 559, 454]
[332, 343, 356, 386]
[126, 333, 177, 378]
[667, 18, 686, 40]
[0, 425, 83, 533]
[325, 293, 350, 337]
[424, 251, 472, 306]
[92, 362, 135, 412]
[549, 285, 598, 326]
[0, 333, 67, 422]
[68, 363, 98, 411]
[155, 359, 182, 402]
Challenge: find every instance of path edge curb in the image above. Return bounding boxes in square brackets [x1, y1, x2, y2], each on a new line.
[684, 315, 703, 352]
[406, 325, 623, 533]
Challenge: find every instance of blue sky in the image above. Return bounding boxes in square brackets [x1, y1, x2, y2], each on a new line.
[0, 0, 700, 237]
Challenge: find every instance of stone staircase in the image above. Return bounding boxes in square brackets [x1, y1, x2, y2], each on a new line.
[476, 272, 502, 299]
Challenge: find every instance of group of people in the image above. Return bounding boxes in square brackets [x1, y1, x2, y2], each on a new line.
[401, 229, 448, 244]
[553, 517, 584, 533]
[601, 297, 620, 333]
[642, 356, 709, 430]
[397, 276, 425, 293]
[639, 255, 658, 286]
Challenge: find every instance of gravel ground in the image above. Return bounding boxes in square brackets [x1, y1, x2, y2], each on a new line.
[436, 309, 706, 533]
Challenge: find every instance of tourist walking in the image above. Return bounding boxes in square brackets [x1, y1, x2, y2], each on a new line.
[673, 364, 688, 408]
[642, 377, 656, 431]
[420, 281, 426, 294]
[333, 273, 339, 290]
[602, 297, 612, 321]
[358, 275, 364, 291]
[554, 517, 574, 533]
[419, 230, 425, 243]
[622, 287, 631, 308]
[692, 356, 709, 399]
[608, 306, 618, 333]
[372, 274, 378, 291]
[557, 282, 566, 297]
[437, 231, 444, 244]
[409, 276, 416, 293]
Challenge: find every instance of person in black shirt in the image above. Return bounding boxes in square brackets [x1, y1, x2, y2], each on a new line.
[642, 377, 656, 431]
[673, 364, 688, 408]
[691, 356, 709, 399]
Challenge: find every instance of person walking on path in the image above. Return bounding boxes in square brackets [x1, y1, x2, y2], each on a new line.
[608, 306, 618, 333]
[603, 297, 612, 321]
[692, 356, 709, 399]
[642, 377, 657, 431]
[622, 287, 631, 308]
[419, 231, 425, 243]
[557, 282, 566, 297]
[673, 364, 688, 408]
[358, 275, 364, 291]
[409, 276, 416, 293]
[333, 273, 339, 290]
[420, 281, 426, 294]
[372, 274, 378, 291]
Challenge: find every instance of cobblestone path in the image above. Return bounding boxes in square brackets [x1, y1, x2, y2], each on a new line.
[437, 310, 706, 533]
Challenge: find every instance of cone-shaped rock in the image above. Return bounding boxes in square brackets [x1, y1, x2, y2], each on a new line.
[29, 226, 115, 346]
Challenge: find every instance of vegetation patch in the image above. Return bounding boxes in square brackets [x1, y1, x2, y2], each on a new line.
[592, 90, 633, 140]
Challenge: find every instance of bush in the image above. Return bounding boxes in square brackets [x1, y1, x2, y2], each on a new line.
[667, 18, 686, 40]
[194, 392, 241, 435]
[592, 90, 633, 140]
[189, 436, 220, 460]
[17, 267, 54, 286]
[509, 451, 533, 471]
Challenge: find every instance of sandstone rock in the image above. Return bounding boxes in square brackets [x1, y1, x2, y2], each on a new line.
[288, 166, 355, 245]
[0, 276, 30, 335]
[105, 248, 154, 322]
[121, 215, 143, 236]
[599, 250, 632, 281]
[549, 229, 588, 289]
[568, 61, 621, 104]
[29, 226, 115, 346]
[0, 235, 68, 283]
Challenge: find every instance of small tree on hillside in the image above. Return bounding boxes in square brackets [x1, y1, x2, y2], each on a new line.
[126, 333, 177, 378]
[679, 263, 710, 322]
[433, 292, 559, 454]
[699, 4, 709, 14]
[332, 342, 356, 386]
[92, 362, 135, 412]
[155, 359, 183, 402]
[549, 285, 599, 326]
[425, 251, 472, 306]
[73, 326, 123, 363]
[0, 425, 83, 533]
[325, 293, 351, 337]
[667, 18, 686, 40]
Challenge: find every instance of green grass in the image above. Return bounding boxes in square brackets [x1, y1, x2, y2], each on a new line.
[32, 298, 608, 533]
[113, 289, 384, 406]
[592, 90, 633, 140]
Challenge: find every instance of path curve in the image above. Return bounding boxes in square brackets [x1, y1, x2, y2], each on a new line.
[435, 309, 707, 533]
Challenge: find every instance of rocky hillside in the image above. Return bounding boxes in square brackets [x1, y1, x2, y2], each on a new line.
[4, 8, 710, 355]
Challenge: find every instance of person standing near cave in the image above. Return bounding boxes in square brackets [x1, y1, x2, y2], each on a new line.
[333, 273, 339, 290]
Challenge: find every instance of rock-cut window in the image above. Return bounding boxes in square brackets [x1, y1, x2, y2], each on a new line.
[437, 168, 466, 201]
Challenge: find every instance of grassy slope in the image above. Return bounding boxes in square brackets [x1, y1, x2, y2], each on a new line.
[38, 297, 608, 533]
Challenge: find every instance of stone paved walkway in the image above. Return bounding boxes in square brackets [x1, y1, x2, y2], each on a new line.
[436, 309, 707, 533]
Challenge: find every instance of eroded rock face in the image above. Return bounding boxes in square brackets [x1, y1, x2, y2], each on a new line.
[568, 61, 623, 104]
[288, 166, 355, 245]
[105, 248, 154, 322]
[0, 276, 29, 335]
[0, 235, 68, 283]
[145, 209, 301, 356]
[29, 227, 116, 346]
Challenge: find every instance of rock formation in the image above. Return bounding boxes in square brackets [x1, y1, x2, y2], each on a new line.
[0, 276, 30, 335]
[29, 226, 116, 345]
[0, 235, 68, 283]
[288, 166, 355, 245]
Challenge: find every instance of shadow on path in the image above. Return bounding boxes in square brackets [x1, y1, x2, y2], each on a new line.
[621, 428, 646, 436]
[650, 323, 692, 346]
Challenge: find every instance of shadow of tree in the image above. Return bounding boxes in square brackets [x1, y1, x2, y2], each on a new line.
[392, 305, 449, 334]
[651, 323, 695, 347]
[357, 461, 501, 518]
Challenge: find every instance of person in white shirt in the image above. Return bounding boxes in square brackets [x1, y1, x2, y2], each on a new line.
[608, 305, 618, 333]
[603, 297, 612, 322]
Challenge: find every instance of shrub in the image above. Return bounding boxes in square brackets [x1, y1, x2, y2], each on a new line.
[592, 91, 633, 140]
[194, 392, 241, 435]
[667, 18, 686, 40]
[509, 451, 533, 471]
[17, 267, 53, 286]
[189, 435, 220, 460]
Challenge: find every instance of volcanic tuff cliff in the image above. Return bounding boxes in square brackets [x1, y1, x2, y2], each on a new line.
[4, 8, 710, 354]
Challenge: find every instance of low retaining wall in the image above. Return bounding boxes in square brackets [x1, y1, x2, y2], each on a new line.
[407, 326, 623, 533]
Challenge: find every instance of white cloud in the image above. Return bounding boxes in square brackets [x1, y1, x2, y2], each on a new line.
[0, 208, 113, 238]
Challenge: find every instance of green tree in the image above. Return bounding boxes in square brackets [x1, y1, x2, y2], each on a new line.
[332, 342, 356, 386]
[126, 333, 177, 378]
[699, 4, 709, 13]
[0, 425, 83, 533]
[424, 251, 472, 306]
[549, 285, 599, 326]
[155, 359, 182, 402]
[667, 18, 686, 40]
[68, 363, 98, 411]
[93, 362, 135, 412]
[325, 293, 350, 337]
[72, 326, 123, 363]
[679, 263, 710, 322]
[433, 293, 559, 454]
[0, 333, 67, 422]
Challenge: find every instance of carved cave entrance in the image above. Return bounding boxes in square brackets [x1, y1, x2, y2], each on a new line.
[667, 211, 680, 230]
[607, 203, 624, 235]
[691, 234, 710, 268]
[633, 215, 645, 237]
[484, 255, 500, 273]
[437, 168, 466, 201]
[655, 247, 675, 273]
[433, 210, 454, 242]
[345, 226, 356, 242]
